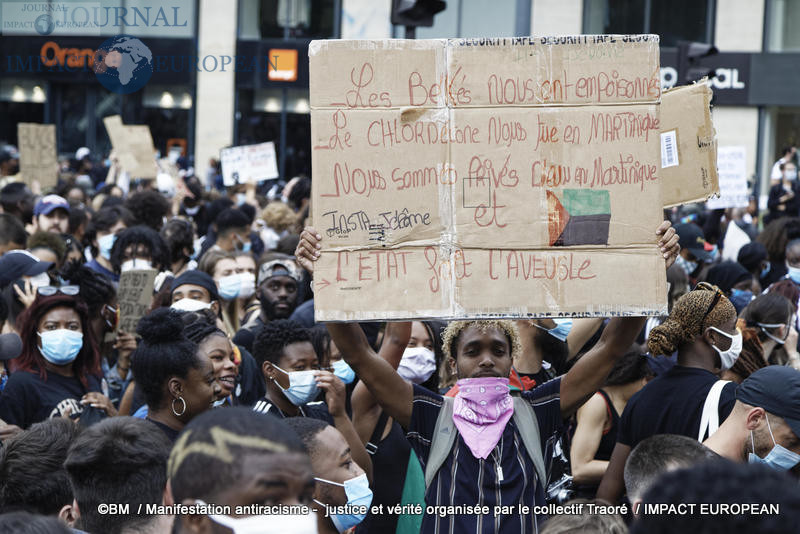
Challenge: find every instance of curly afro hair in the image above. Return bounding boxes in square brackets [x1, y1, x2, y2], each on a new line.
[125, 190, 171, 231]
[252, 319, 313, 367]
[441, 320, 522, 362]
[110, 225, 170, 273]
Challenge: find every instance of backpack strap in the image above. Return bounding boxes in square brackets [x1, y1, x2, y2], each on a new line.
[697, 380, 730, 442]
[512, 396, 547, 486]
[424, 397, 457, 489]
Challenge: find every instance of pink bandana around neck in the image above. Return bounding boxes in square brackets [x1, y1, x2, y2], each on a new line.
[452, 377, 514, 459]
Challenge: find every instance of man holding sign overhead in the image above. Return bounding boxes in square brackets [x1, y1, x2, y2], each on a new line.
[296, 222, 678, 534]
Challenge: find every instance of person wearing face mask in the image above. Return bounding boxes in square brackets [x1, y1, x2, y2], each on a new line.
[84, 206, 135, 284]
[597, 282, 741, 504]
[252, 319, 373, 486]
[0, 290, 115, 429]
[705, 260, 755, 314]
[737, 292, 800, 372]
[199, 249, 245, 336]
[286, 417, 373, 534]
[704, 366, 800, 477]
[204, 207, 252, 256]
[767, 161, 800, 225]
[673, 223, 713, 282]
[109, 225, 170, 277]
[348, 321, 440, 534]
[169, 408, 319, 534]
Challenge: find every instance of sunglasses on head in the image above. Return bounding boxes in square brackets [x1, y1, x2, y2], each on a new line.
[37, 285, 79, 296]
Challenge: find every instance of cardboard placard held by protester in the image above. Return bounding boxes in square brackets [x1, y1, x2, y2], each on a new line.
[17, 123, 57, 188]
[117, 269, 157, 334]
[103, 115, 158, 179]
[220, 142, 279, 186]
[660, 82, 720, 208]
[309, 36, 669, 321]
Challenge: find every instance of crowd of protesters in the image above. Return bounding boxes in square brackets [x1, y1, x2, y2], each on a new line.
[0, 143, 798, 534]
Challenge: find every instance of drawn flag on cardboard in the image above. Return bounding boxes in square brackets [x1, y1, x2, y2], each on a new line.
[547, 190, 611, 246]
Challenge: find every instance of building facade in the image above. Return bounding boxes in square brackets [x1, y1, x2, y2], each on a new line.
[1, 0, 797, 198]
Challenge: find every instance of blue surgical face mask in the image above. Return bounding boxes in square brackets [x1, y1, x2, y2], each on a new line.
[676, 255, 698, 276]
[38, 330, 83, 365]
[241, 241, 252, 253]
[97, 233, 116, 261]
[748, 414, 800, 472]
[332, 359, 355, 384]
[273, 364, 319, 406]
[236, 192, 247, 206]
[314, 473, 373, 532]
[534, 318, 573, 342]
[217, 273, 241, 300]
[787, 263, 800, 285]
[729, 288, 754, 313]
[761, 261, 771, 279]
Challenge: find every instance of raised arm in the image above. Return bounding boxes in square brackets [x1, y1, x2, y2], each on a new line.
[351, 321, 411, 443]
[559, 221, 678, 418]
[296, 227, 414, 429]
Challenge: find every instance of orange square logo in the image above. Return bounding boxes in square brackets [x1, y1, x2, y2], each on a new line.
[268, 49, 298, 82]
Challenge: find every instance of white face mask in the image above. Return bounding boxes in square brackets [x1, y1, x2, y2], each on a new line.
[239, 272, 256, 299]
[708, 326, 743, 371]
[196, 500, 318, 534]
[120, 259, 153, 272]
[170, 298, 212, 312]
[27, 272, 50, 288]
[397, 347, 436, 384]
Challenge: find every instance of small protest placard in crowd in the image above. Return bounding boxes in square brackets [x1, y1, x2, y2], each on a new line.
[117, 269, 157, 334]
[220, 142, 279, 186]
[17, 123, 57, 188]
[103, 115, 158, 179]
[706, 146, 749, 210]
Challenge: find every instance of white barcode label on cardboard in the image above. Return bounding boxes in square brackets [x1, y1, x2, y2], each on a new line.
[661, 130, 679, 168]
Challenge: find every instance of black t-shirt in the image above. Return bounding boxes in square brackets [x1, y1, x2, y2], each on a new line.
[0, 369, 103, 429]
[617, 365, 736, 449]
[233, 317, 266, 355]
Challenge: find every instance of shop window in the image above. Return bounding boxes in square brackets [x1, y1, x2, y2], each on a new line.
[584, 0, 713, 46]
[767, 0, 800, 52]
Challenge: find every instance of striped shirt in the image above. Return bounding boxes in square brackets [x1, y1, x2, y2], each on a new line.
[407, 378, 563, 534]
[252, 398, 334, 424]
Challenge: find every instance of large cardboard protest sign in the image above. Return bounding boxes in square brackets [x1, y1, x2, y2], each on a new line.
[220, 142, 279, 186]
[117, 269, 157, 334]
[660, 82, 719, 207]
[17, 123, 57, 188]
[103, 115, 157, 179]
[310, 36, 668, 321]
[705, 146, 748, 210]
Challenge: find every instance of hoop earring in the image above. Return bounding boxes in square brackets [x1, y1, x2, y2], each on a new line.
[171, 396, 186, 417]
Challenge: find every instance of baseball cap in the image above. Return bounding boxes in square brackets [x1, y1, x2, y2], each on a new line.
[258, 258, 301, 286]
[736, 366, 800, 439]
[0, 333, 22, 361]
[0, 250, 53, 288]
[674, 223, 711, 262]
[75, 147, 91, 161]
[33, 194, 70, 216]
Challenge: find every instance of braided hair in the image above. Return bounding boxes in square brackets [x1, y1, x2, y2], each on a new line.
[648, 282, 737, 356]
[60, 260, 115, 316]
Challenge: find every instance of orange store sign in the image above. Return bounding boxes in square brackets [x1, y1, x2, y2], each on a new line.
[39, 41, 96, 69]
[268, 48, 298, 82]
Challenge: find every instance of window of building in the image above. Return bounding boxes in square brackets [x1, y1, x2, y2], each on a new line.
[415, 0, 517, 39]
[766, 0, 800, 51]
[239, 0, 336, 39]
[584, 0, 714, 46]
